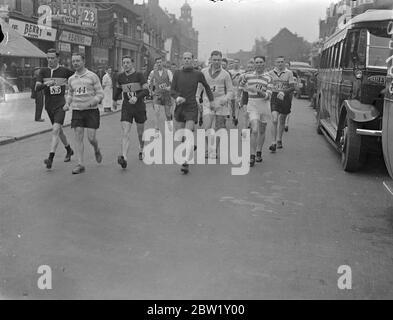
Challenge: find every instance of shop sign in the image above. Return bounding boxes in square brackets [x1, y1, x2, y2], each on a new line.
[9, 18, 56, 41]
[92, 37, 114, 48]
[59, 31, 92, 46]
[47, 2, 97, 29]
[58, 42, 71, 52]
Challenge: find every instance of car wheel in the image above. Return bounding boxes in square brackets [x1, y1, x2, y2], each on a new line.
[340, 115, 362, 172]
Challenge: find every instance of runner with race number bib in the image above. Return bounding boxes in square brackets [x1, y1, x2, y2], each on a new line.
[63, 52, 104, 174]
[148, 57, 174, 136]
[239, 56, 272, 167]
[35, 49, 75, 170]
[113, 56, 150, 169]
[268, 56, 295, 151]
[198, 50, 233, 159]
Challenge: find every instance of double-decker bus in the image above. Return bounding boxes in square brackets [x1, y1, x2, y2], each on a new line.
[316, 9, 393, 172]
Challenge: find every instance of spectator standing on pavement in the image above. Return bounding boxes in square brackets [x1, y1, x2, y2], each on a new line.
[63, 52, 104, 175]
[102, 67, 113, 112]
[35, 49, 75, 170]
[31, 67, 44, 122]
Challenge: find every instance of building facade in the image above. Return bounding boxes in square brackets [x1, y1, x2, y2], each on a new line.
[266, 28, 312, 65]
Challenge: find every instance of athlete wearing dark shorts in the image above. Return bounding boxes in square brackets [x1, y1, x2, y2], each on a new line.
[270, 92, 292, 115]
[115, 71, 148, 124]
[171, 66, 213, 123]
[71, 109, 100, 129]
[37, 66, 74, 124]
[170, 55, 214, 174]
[35, 51, 75, 169]
[113, 60, 150, 169]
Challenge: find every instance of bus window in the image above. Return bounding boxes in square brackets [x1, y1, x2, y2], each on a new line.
[357, 29, 367, 67]
[367, 32, 390, 68]
[333, 43, 340, 69]
[328, 46, 333, 68]
[343, 31, 359, 68]
[337, 41, 343, 69]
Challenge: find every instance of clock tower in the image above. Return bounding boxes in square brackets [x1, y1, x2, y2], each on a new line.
[180, 1, 192, 27]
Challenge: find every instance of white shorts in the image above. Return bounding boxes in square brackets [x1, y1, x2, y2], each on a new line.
[246, 98, 271, 123]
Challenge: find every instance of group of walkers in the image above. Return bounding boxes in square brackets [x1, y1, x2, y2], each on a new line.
[36, 48, 295, 175]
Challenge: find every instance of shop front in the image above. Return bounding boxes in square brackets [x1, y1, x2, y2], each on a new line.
[57, 30, 92, 69]
[114, 38, 140, 72]
[4, 18, 57, 91]
[91, 36, 115, 71]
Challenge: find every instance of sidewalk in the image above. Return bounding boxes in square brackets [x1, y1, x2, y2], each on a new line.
[0, 97, 121, 145]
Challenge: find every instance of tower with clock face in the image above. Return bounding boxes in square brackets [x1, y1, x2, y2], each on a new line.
[180, 1, 192, 28]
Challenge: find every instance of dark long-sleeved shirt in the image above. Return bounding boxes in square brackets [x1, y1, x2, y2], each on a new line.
[171, 67, 214, 110]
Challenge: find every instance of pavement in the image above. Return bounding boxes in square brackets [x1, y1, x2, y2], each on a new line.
[0, 96, 121, 145]
[1, 97, 393, 299]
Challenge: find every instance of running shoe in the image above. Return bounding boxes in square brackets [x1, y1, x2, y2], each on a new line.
[44, 158, 53, 169]
[277, 141, 283, 149]
[269, 143, 277, 153]
[181, 163, 189, 174]
[72, 164, 85, 174]
[284, 126, 289, 132]
[64, 148, 74, 162]
[256, 151, 263, 162]
[118, 155, 127, 169]
[250, 155, 255, 167]
[95, 148, 103, 163]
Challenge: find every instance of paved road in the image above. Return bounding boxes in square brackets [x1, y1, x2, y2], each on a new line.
[1, 98, 393, 299]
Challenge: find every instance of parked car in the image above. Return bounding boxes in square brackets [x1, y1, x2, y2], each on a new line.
[290, 62, 318, 99]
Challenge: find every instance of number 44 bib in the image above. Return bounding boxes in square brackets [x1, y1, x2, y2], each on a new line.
[75, 86, 87, 96]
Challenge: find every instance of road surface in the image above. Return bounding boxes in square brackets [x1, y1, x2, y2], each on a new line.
[1, 98, 393, 299]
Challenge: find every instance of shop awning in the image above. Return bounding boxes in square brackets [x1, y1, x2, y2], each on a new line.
[0, 22, 46, 58]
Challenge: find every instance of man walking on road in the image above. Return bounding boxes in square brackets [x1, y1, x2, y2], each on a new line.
[35, 49, 75, 170]
[63, 53, 104, 174]
[229, 58, 244, 127]
[239, 56, 272, 167]
[198, 50, 233, 159]
[148, 57, 174, 136]
[268, 56, 295, 152]
[113, 56, 150, 169]
[171, 52, 214, 174]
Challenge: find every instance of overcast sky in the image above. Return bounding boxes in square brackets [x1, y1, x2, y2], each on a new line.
[135, 0, 335, 61]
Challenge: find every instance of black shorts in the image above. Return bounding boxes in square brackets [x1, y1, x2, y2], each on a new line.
[174, 105, 198, 124]
[153, 92, 172, 106]
[121, 105, 147, 124]
[71, 109, 100, 129]
[270, 94, 292, 115]
[46, 107, 66, 125]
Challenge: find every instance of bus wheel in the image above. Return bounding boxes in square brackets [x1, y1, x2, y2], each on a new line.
[340, 116, 362, 172]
